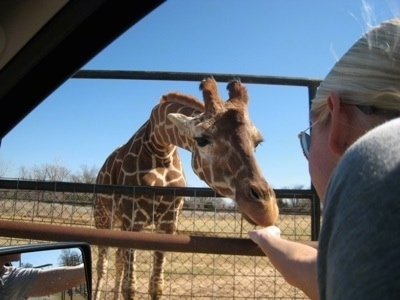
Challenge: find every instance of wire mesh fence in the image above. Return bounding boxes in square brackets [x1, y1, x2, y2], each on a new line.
[0, 179, 319, 299]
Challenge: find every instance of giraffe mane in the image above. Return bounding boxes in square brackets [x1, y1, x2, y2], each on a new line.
[159, 91, 205, 112]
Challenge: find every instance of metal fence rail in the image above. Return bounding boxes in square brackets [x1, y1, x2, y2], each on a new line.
[0, 178, 316, 198]
[73, 69, 322, 88]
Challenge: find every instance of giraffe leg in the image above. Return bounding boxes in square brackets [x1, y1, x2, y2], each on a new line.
[149, 219, 174, 300]
[94, 245, 108, 300]
[121, 248, 136, 300]
[149, 250, 165, 300]
[149, 197, 183, 299]
[113, 247, 126, 300]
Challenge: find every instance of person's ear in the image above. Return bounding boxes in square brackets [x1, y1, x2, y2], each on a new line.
[327, 92, 349, 155]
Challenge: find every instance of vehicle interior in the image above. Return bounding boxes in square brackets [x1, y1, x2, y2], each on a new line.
[0, 0, 165, 141]
[0, 1, 164, 299]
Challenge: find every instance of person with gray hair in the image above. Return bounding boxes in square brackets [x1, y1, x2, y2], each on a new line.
[249, 17, 400, 299]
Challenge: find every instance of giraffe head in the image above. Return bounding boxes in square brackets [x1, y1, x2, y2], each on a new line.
[167, 77, 278, 226]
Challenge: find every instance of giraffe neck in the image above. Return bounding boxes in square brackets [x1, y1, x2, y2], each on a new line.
[147, 95, 203, 154]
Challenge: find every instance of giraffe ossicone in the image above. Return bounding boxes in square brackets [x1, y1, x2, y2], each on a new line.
[94, 77, 278, 300]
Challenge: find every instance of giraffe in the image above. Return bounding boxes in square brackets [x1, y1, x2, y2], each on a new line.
[93, 77, 279, 300]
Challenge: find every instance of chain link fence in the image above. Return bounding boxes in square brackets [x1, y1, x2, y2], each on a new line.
[0, 179, 320, 299]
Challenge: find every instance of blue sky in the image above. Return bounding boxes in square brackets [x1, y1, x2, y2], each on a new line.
[1, 0, 398, 189]
[20, 248, 81, 268]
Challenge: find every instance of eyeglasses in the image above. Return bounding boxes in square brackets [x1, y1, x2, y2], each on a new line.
[298, 120, 319, 160]
[297, 104, 378, 160]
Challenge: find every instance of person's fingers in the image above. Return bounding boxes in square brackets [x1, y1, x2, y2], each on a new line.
[248, 226, 281, 244]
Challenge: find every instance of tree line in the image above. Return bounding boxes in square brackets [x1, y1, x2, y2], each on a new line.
[0, 159, 98, 183]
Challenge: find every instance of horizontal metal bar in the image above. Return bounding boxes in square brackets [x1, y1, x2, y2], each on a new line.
[0, 220, 265, 256]
[0, 179, 218, 197]
[0, 179, 316, 199]
[0, 220, 316, 255]
[72, 70, 322, 88]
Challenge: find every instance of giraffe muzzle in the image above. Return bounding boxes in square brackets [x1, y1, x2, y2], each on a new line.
[235, 184, 279, 227]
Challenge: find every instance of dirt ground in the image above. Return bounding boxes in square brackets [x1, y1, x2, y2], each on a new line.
[91, 248, 308, 299]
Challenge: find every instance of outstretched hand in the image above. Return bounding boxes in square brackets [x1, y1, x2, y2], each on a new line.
[248, 225, 281, 245]
[248, 225, 318, 300]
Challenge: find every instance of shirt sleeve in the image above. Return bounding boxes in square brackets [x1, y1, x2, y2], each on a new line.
[0, 266, 41, 299]
[317, 118, 400, 299]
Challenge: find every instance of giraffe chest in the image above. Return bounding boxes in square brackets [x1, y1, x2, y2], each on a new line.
[118, 145, 185, 187]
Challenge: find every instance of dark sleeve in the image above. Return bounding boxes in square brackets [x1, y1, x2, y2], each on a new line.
[317, 119, 400, 300]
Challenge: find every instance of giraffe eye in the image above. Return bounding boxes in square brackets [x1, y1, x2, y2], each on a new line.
[194, 136, 211, 147]
[254, 139, 263, 151]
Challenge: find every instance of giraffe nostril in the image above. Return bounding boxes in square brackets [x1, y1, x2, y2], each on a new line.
[249, 186, 262, 200]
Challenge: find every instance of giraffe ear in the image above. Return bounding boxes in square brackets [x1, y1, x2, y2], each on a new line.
[167, 113, 194, 134]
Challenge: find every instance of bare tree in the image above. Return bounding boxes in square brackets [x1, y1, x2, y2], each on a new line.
[18, 158, 71, 181]
[16, 160, 99, 183]
[58, 249, 86, 298]
[20, 262, 34, 268]
[0, 160, 13, 177]
[69, 164, 98, 183]
[18, 165, 33, 179]
[30, 163, 70, 181]
[59, 249, 80, 266]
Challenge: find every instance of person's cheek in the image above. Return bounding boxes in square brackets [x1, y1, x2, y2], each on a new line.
[308, 147, 325, 201]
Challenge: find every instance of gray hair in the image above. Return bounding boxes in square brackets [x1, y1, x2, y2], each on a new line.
[311, 17, 400, 121]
